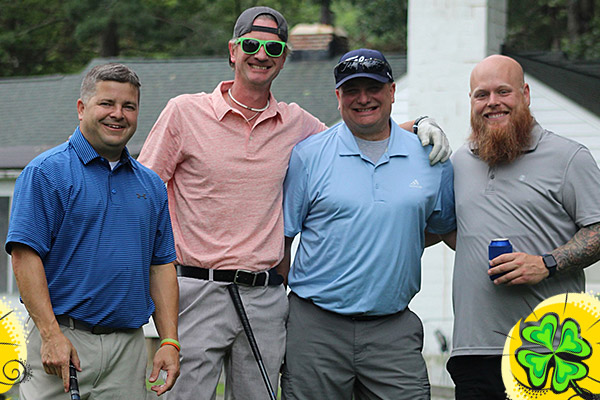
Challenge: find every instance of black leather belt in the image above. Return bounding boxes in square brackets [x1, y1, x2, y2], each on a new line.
[177, 265, 284, 287]
[56, 315, 137, 335]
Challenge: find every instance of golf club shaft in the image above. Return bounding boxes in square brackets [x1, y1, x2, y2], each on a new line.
[227, 283, 277, 400]
[69, 363, 81, 400]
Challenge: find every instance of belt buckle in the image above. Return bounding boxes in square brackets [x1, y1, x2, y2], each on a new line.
[91, 325, 115, 335]
[233, 269, 264, 286]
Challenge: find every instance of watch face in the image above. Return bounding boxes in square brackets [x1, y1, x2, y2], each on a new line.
[543, 254, 557, 268]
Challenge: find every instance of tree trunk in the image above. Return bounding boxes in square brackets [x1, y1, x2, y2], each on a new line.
[567, 0, 595, 41]
[320, 0, 333, 25]
[100, 19, 119, 57]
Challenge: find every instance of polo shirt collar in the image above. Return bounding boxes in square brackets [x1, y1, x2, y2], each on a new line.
[337, 118, 409, 157]
[213, 81, 282, 122]
[524, 120, 543, 152]
[70, 127, 135, 168]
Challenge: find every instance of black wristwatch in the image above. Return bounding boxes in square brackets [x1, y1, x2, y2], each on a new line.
[542, 254, 557, 278]
[413, 116, 429, 134]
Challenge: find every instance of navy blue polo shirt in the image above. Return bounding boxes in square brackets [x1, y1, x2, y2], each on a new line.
[6, 127, 176, 328]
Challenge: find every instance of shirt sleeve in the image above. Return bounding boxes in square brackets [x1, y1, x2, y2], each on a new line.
[561, 146, 600, 228]
[138, 98, 185, 183]
[283, 147, 311, 237]
[151, 181, 177, 265]
[298, 106, 328, 139]
[5, 165, 65, 257]
[425, 160, 456, 234]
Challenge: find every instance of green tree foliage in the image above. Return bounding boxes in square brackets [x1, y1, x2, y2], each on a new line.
[505, 0, 600, 59]
[0, 0, 86, 76]
[0, 0, 321, 76]
[340, 0, 408, 52]
[1, 0, 598, 77]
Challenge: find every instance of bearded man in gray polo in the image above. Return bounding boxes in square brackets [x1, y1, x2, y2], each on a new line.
[441, 54, 600, 400]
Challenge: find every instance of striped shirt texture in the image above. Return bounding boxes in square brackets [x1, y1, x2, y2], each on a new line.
[6, 127, 176, 328]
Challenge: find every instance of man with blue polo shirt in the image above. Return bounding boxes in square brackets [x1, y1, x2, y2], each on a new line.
[6, 63, 180, 399]
[279, 49, 456, 400]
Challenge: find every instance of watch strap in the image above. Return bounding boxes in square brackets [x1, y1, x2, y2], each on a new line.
[542, 254, 557, 278]
[413, 116, 429, 134]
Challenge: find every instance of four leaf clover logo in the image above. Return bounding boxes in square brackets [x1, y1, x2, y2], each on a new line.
[516, 312, 593, 397]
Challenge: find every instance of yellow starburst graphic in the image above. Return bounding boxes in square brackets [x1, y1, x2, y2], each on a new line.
[0, 297, 28, 394]
[502, 292, 600, 400]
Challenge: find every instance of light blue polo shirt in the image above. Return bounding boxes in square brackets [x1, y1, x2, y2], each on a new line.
[6, 127, 176, 328]
[283, 120, 455, 315]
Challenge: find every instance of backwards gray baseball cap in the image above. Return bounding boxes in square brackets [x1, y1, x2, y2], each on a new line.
[233, 6, 288, 42]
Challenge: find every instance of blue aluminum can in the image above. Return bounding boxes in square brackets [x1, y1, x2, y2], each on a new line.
[488, 238, 512, 280]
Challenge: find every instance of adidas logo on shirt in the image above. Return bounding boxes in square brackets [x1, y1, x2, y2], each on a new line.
[409, 179, 422, 189]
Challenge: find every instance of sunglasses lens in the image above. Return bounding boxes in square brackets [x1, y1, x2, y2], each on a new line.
[265, 41, 284, 57]
[241, 39, 260, 54]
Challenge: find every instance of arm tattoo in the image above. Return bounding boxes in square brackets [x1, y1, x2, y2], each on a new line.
[552, 222, 600, 274]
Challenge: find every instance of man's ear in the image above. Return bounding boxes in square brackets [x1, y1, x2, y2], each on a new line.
[76, 99, 85, 122]
[523, 83, 531, 106]
[228, 41, 236, 65]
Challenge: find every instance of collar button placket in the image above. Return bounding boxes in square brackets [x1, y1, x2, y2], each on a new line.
[485, 166, 496, 194]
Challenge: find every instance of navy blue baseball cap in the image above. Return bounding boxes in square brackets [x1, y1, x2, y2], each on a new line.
[334, 48, 394, 88]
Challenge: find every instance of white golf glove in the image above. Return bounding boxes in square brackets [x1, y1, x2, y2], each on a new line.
[415, 117, 452, 165]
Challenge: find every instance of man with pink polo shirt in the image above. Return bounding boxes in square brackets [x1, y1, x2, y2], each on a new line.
[139, 6, 451, 398]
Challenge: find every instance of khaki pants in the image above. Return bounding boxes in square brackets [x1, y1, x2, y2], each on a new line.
[169, 278, 288, 400]
[21, 319, 147, 400]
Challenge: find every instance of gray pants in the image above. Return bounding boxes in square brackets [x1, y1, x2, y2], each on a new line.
[169, 278, 288, 400]
[281, 292, 430, 400]
[21, 319, 147, 400]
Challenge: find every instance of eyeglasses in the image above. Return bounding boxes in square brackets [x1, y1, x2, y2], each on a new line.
[334, 57, 392, 79]
[236, 38, 286, 58]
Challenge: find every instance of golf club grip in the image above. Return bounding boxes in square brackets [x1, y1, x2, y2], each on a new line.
[69, 363, 81, 400]
[227, 284, 263, 361]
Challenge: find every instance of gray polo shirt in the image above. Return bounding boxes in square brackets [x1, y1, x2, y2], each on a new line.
[451, 121, 600, 356]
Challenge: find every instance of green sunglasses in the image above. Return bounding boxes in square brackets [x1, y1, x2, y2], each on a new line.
[236, 37, 286, 58]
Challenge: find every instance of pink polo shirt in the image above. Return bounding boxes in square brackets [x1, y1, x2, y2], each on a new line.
[138, 81, 326, 271]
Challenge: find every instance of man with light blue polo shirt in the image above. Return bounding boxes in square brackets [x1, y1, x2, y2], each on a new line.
[279, 49, 456, 400]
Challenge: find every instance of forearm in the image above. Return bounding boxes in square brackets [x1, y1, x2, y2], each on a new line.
[150, 263, 179, 340]
[11, 243, 61, 339]
[424, 231, 441, 247]
[552, 222, 600, 274]
[398, 120, 416, 132]
[276, 236, 294, 287]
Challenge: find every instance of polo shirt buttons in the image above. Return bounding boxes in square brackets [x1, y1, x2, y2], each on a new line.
[111, 189, 117, 194]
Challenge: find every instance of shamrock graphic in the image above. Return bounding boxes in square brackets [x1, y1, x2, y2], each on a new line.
[516, 312, 597, 399]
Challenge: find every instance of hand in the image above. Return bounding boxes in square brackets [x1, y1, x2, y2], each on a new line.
[489, 252, 549, 286]
[417, 117, 452, 165]
[148, 345, 180, 396]
[39, 330, 81, 392]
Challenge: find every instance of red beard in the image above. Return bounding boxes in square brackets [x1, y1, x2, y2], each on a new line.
[469, 103, 533, 166]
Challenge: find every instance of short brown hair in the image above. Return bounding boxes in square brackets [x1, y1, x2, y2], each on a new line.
[80, 63, 141, 104]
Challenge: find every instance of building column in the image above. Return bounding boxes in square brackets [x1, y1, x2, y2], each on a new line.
[407, 0, 507, 148]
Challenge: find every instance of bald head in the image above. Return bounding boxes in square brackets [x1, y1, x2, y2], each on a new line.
[470, 55, 525, 95]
